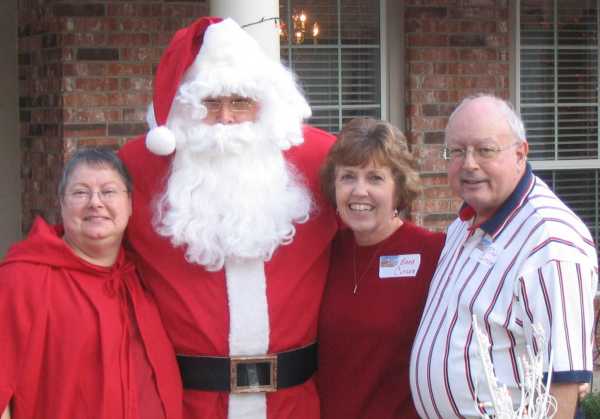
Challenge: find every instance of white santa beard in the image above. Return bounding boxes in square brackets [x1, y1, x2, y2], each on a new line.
[155, 122, 313, 272]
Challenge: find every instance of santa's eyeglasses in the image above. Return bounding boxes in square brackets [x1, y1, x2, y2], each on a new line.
[202, 97, 257, 114]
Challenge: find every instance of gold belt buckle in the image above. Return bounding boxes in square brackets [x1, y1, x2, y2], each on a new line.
[230, 354, 278, 393]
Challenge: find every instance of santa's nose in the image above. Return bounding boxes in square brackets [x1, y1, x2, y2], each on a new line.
[215, 104, 236, 124]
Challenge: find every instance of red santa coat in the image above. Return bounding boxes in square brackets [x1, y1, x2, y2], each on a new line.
[0, 218, 182, 419]
[119, 125, 337, 419]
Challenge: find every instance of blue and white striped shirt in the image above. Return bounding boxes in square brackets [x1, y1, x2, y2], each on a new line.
[410, 165, 598, 418]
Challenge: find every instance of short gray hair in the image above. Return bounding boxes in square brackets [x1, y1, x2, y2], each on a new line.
[58, 148, 132, 198]
[446, 93, 527, 143]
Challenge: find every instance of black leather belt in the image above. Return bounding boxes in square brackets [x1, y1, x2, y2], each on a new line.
[176, 342, 317, 393]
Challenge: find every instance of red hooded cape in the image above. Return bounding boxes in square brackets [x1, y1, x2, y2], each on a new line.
[0, 217, 182, 419]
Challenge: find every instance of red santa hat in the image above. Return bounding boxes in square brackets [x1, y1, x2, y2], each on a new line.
[146, 17, 311, 156]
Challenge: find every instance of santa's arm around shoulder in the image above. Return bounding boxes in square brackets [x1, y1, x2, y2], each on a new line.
[284, 124, 335, 176]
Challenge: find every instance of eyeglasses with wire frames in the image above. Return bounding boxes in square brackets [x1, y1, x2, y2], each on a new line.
[201, 97, 257, 114]
[64, 188, 129, 206]
[442, 141, 521, 162]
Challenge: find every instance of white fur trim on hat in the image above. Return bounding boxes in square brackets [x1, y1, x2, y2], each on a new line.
[146, 125, 176, 156]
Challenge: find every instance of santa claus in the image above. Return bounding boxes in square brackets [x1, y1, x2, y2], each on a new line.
[119, 17, 337, 419]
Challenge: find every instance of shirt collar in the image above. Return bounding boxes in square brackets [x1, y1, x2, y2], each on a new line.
[458, 162, 535, 238]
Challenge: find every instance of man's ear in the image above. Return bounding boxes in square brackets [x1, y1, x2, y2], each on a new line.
[516, 140, 529, 164]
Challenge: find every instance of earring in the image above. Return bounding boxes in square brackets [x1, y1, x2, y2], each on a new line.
[393, 209, 399, 218]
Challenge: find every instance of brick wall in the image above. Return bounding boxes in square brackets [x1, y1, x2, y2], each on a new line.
[404, 0, 510, 230]
[18, 0, 208, 232]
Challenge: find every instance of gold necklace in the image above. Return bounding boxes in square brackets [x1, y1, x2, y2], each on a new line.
[352, 241, 385, 295]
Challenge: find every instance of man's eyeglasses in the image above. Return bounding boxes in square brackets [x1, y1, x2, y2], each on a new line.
[442, 142, 520, 162]
[65, 188, 129, 206]
[202, 97, 256, 114]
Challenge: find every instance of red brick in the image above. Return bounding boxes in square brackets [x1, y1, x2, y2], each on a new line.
[405, 6, 448, 19]
[422, 103, 455, 117]
[76, 48, 120, 61]
[107, 122, 146, 136]
[409, 62, 434, 75]
[485, 33, 509, 48]
[63, 109, 122, 124]
[407, 33, 449, 47]
[107, 63, 152, 76]
[457, 76, 498, 89]
[120, 47, 163, 62]
[462, 0, 497, 6]
[53, 4, 106, 17]
[425, 199, 454, 213]
[107, 17, 162, 32]
[410, 116, 447, 131]
[459, 48, 498, 61]
[407, 48, 459, 62]
[62, 93, 110, 107]
[405, 0, 458, 5]
[423, 131, 445, 144]
[420, 173, 449, 186]
[422, 75, 455, 89]
[75, 78, 120, 92]
[123, 107, 148, 122]
[107, 92, 152, 107]
[63, 17, 110, 33]
[449, 34, 486, 47]
[459, 21, 498, 34]
[63, 62, 108, 77]
[62, 32, 108, 47]
[64, 123, 107, 138]
[119, 77, 153, 91]
[162, 4, 197, 18]
[107, 33, 151, 47]
[448, 7, 496, 19]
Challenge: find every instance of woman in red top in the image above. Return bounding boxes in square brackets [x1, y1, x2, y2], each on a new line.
[0, 149, 182, 419]
[318, 118, 445, 419]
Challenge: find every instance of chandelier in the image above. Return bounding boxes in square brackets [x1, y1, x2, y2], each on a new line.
[280, 10, 320, 44]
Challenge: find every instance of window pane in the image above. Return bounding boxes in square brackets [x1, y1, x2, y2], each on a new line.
[521, 105, 556, 159]
[519, 0, 599, 161]
[341, 48, 380, 105]
[537, 169, 600, 263]
[520, 49, 555, 104]
[280, 0, 338, 46]
[557, 2, 598, 46]
[280, 0, 381, 132]
[557, 49, 598, 103]
[556, 105, 598, 159]
[520, 0, 555, 47]
[284, 47, 339, 107]
[340, 0, 379, 45]
[309, 108, 340, 133]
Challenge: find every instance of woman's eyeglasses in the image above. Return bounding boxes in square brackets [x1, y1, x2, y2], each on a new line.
[65, 189, 129, 205]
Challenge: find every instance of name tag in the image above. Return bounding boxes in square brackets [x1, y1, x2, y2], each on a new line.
[475, 235, 498, 266]
[379, 254, 421, 278]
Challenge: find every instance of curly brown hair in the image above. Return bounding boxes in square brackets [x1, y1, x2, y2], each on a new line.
[320, 117, 421, 214]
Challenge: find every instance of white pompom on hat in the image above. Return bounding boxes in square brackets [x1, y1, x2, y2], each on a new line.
[145, 17, 311, 155]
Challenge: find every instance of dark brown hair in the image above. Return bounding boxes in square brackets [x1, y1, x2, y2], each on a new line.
[320, 117, 421, 213]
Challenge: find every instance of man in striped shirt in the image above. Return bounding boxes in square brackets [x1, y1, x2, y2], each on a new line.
[410, 94, 598, 419]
